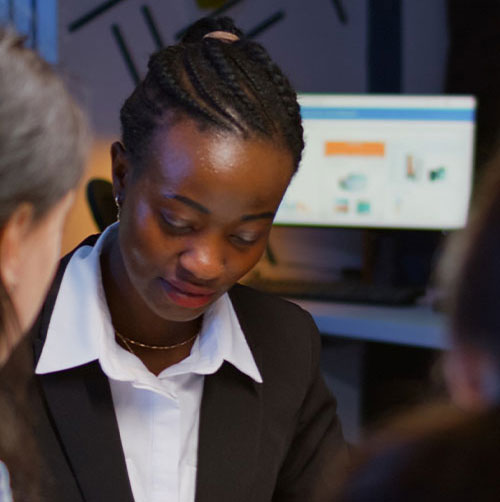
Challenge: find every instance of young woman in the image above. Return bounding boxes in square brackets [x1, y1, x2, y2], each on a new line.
[0, 28, 88, 501]
[31, 17, 347, 502]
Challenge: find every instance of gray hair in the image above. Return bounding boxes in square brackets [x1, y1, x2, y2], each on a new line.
[0, 28, 89, 502]
[0, 28, 89, 225]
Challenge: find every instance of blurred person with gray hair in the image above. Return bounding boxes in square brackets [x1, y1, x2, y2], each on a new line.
[0, 28, 89, 501]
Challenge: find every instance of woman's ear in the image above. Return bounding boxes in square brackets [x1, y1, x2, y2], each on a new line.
[444, 344, 500, 410]
[0, 203, 34, 292]
[110, 141, 130, 200]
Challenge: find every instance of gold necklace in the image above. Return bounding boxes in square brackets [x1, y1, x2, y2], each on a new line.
[115, 330, 197, 352]
[115, 331, 136, 356]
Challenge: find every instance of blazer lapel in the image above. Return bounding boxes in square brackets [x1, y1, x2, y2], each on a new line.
[196, 286, 266, 502]
[35, 357, 135, 502]
[196, 361, 263, 502]
[30, 234, 133, 502]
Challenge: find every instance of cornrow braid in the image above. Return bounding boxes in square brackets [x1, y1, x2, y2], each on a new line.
[119, 16, 304, 171]
[183, 43, 243, 132]
[202, 40, 268, 135]
[149, 47, 223, 127]
[223, 51, 277, 132]
[245, 43, 304, 152]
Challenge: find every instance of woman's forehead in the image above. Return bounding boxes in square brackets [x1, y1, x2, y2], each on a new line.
[143, 119, 293, 187]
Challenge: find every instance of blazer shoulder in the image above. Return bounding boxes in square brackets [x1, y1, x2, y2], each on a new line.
[30, 233, 101, 353]
[230, 283, 315, 325]
[48, 233, 100, 308]
[229, 283, 319, 362]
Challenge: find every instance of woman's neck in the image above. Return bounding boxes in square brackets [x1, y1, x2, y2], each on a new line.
[99, 230, 201, 350]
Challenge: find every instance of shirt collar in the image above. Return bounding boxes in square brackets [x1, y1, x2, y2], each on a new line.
[35, 224, 262, 384]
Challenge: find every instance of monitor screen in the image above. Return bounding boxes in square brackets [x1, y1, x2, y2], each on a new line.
[274, 94, 476, 230]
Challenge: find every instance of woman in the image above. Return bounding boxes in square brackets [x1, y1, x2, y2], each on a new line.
[0, 29, 88, 501]
[31, 16, 347, 502]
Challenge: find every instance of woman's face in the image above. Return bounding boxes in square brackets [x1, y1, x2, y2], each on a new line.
[0, 191, 74, 364]
[113, 119, 294, 322]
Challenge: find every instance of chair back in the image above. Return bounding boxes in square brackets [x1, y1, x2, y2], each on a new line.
[86, 178, 116, 231]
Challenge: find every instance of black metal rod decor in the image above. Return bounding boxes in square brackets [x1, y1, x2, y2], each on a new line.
[141, 5, 164, 49]
[111, 24, 140, 85]
[331, 0, 348, 24]
[246, 10, 285, 39]
[368, 0, 402, 93]
[175, 0, 244, 40]
[69, 0, 128, 32]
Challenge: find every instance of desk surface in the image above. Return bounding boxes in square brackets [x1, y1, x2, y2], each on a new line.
[293, 300, 448, 350]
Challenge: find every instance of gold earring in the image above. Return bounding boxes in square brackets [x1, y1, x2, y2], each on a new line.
[3, 269, 18, 293]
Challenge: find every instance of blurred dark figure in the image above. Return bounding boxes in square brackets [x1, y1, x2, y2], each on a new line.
[446, 0, 500, 172]
[334, 143, 500, 501]
[335, 404, 500, 502]
[439, 152, 500, 410]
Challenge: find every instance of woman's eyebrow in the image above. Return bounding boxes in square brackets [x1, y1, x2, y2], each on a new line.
[165, 193, 275, 221]
[164, 193, 210, 214]
[241, 211, 275, 222]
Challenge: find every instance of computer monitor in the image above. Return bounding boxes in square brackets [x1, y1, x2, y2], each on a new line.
[274, 94, 476, 230]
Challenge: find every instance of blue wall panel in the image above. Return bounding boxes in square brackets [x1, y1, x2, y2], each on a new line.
[36, 0, 57, 63]
[0, 0, 57, 63]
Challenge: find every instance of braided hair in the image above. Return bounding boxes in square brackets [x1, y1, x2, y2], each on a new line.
[120, 16, 304, 172]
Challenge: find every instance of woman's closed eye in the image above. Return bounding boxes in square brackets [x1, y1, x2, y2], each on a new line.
[230, 231, 260, 246]
[161, 212, 194, 233]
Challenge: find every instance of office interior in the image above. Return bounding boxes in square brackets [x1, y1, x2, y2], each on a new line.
[4, 0, 499, 443]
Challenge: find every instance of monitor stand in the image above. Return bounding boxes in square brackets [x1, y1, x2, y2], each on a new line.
[361, 229, 445, 289]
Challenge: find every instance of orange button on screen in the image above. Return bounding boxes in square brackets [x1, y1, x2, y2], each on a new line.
[325, 141, 385, 156]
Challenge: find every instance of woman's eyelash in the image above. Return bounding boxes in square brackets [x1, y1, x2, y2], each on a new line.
[168, 219, 188, 229]
[231, 233, 259, 245]
[161, 213, 192, 231]
[161, 211, 260, 244]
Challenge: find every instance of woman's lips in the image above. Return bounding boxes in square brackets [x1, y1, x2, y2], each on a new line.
[160, 278, 217, 309]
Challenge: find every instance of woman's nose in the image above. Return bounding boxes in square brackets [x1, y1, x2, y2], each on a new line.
[178, 237, 225, 281]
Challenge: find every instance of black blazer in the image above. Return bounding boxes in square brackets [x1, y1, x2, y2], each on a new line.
[28, 236, 347, 502]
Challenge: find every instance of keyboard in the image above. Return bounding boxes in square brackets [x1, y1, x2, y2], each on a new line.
[243, 277, 423, 306]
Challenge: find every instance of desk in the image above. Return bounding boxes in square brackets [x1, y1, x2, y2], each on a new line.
[291, 301, 447, 441]
[294, 300, 448, 350]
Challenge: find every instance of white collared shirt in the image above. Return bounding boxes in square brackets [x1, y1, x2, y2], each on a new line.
[36, 225, 262, 502]
[0, 461, 13, 502]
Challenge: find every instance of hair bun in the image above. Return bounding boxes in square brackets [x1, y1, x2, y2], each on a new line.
[181, 16, 243, 44]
